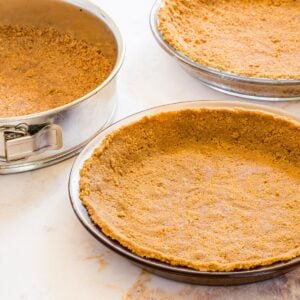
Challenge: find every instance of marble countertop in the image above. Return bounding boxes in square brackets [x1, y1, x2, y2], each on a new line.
[1, 0, 299, 299]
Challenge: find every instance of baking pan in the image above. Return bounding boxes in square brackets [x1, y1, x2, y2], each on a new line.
[69, 100, 300, 285]
[150, 0, 300, 101]
[0, 0, 125, 174]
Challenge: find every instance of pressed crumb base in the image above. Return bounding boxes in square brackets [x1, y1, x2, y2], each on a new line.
[0, 25, 116, 117]
[80, 109, 300, 272]
[158, 0, 300, 80]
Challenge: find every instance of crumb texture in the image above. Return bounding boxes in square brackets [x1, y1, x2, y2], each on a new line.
[158, 0, 300, 79]
[80, 109, 300, 271]
[0, 25, 116, 117]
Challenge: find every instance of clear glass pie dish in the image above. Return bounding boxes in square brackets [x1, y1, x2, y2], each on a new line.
[150, 0, 300, 101]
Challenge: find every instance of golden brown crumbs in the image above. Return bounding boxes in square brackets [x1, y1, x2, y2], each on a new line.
[158, 0, 300, 79]
[80, 108, 300, 272]
[0, 25, 116, 117]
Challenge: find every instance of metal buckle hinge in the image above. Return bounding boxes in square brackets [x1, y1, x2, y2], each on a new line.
[0, 124, 63, 161]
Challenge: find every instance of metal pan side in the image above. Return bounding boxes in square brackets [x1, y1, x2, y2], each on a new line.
[0, 0, 125, 173]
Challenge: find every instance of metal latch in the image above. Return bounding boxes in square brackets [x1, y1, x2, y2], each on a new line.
[0, 124, 63, 161]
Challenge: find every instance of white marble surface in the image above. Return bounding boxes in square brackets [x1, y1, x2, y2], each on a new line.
[1, 1, 300, 299]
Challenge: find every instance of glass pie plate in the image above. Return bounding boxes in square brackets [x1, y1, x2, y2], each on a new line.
[150, 0, 300, 101]
[69, 100, 300, 285]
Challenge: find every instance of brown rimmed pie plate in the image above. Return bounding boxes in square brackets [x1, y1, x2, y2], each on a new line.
[69, 101, 300, 285]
